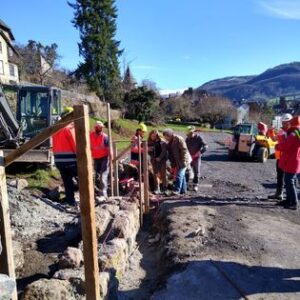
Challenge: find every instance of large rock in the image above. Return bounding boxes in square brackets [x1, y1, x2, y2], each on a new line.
[111, 211, 137, 242]
[22, 279, 75, 300]
[95, 207, 112, 239]
[99, 203, 120, 217]
[58, 247, 84, 269]
[53, 268, 116, 299]
[53, 268, 85, 296]
[99, 238, 128, 279]
[17, 178, 28, 191]
[0, 274, 15, 300]
[99, 272, 111, 299]
[13, 240, 24, 278]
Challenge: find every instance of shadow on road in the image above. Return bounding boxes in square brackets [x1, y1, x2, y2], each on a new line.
[151, 260, 300, 299]
[157, 197, 278, 210]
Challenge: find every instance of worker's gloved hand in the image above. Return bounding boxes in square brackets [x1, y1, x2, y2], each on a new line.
[171, 167, 177, 176]
[200, 145, 208, 154]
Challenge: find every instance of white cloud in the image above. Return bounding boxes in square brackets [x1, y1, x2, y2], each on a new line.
[258, 0, 300, 20]
[133, 65, 157, 70]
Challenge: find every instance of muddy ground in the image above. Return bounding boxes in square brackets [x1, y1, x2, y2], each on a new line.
[119, 131, 300, 300]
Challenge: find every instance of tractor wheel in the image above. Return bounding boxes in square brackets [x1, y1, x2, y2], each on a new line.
[257, 147, 268, 163]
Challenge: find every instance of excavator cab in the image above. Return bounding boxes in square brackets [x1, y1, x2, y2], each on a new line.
[0, 84, 61, 164]
[17, 86, 61, 145]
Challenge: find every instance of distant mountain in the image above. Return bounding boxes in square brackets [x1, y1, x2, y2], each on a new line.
[198, 62, 300, 101]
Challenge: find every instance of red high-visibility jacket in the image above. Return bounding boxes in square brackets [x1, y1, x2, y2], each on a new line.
[52, 124, 76, 163]
[90, 132, 109, 159]
[277, 127, 300, 174]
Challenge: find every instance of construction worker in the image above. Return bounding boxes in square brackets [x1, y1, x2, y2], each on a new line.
[185, 126, 208, 191]
[131, 123, 147, 166]
[52, 107, 77, 205]
[276, 115, 300, 210]
[163, 128, 192, 195]
[90, 121, 110, 200]
[148, 129, 168, 194]
[268, 113, 292, 201]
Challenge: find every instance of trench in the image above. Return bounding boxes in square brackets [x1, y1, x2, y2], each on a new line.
[117, 211, 167, 300]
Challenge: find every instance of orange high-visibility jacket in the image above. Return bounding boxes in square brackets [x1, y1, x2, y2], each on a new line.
[52, 124, 77, 163]
[275, 130, 287, 160]
[90, 132, 109, 159]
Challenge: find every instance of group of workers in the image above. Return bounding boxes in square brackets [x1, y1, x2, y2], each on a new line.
[268, 113, 300, 210]
[52, 108, 208, 205]
[52, 107, 299, 211]
[130, 123, 208, 195]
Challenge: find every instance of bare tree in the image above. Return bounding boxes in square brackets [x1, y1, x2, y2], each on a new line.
[194, 96, 235, 127]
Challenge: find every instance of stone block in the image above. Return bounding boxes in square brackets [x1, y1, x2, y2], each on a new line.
[99, 238, 128, 278]
[0, 274, 15, 300]
[95, 207, 112, 239]
[22, 279, 75, 300]
[58, 247, 83, 269]
[17, 179, 28, 191]
[13, 240, 24, 278]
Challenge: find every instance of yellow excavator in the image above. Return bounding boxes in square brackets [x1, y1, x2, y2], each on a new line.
[228, 123, 277, 163]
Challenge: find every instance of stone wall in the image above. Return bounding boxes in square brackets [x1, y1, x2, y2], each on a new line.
[22, 197, 141, 300]
[61, 89, 121, 120]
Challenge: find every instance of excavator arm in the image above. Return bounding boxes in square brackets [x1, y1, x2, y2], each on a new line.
[0, 85, 22, 148]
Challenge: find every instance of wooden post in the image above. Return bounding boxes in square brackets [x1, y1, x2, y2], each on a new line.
[106, 103, 114, 197]
[142, 141, 150, 214]
[0, 151, 17, 300]
[138, 136, 143, 225]
[113, 142, 119, 196]
[112, 144, 131, 163]
[5, 112, 76, 167]
[74, 106, 100, 300]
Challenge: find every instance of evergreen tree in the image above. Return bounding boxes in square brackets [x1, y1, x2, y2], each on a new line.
[125, 86, 160, 122]
[69, 0, 123, 107]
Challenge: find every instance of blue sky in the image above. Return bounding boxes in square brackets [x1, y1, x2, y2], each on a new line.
[1, 0, 300, 92]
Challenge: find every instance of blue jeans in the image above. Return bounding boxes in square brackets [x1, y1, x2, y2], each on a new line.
[285, 173, 298, 207]
[94, 157, 109, 197]
[175, 167, 187, 194]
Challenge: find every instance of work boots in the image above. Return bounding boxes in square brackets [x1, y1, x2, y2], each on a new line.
[268, 191, 283, 201]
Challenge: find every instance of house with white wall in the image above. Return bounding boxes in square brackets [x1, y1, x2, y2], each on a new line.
[0, 19, 19, 84]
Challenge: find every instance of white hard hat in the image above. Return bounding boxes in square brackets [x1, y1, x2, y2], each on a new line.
[281, 113, 293, 122]
[187, 125, 196, 132]
[95, 121, 104, 127]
